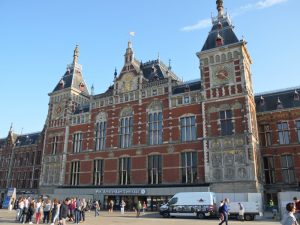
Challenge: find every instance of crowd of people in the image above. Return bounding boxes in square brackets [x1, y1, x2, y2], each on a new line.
[12, 196, 92, 225]
[10, 196, 148, 224]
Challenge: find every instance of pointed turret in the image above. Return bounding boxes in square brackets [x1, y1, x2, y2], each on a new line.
[51, 45, 89, 96]
[124, 41, 134, 64]
[216, 0, 224, 17]
[201, 0, 239, 51]
[73, 45, 79, 65]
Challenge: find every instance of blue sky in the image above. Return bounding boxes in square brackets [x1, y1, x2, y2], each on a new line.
[0, 0, 298, 137]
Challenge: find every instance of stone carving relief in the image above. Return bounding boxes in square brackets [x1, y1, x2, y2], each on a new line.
[147, 100, 162, 112]
[212, 153, 222, 167]
[233, 101, 242, 110]
[120, 107, 133, 117]
[223, 138, 233, 148]
[210, 139, 221, 150]
[96, 111, 107, 122]
[237, 167, 248, 179]
[224, 167, 235, 180]
[213, 168, 223, 181]
[208, 106, 217, 113]
[234, 137, 244, 147]
[224, 153, 234, 166]
[235, 151, 246, 164]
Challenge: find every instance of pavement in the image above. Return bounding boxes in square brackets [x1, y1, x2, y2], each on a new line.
[0, 209, 281, 225]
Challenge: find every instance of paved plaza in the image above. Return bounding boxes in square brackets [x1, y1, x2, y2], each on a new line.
[0, 209, 281, 225]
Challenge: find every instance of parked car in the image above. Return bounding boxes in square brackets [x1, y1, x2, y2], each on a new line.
[159, 192, 217, 219]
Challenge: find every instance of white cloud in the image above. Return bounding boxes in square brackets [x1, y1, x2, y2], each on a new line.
[255, 0, 288, 9]
[181, 0, 288, 32]
[181, 19, 211, 32]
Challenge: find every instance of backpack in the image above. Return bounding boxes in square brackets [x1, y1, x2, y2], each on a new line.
[218, 205, 224, 213]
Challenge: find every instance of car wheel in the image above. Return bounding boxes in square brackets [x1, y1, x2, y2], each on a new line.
[244, 214, 254, 221]
[197, 212, 205, 219]
[162, 212, 170, 218]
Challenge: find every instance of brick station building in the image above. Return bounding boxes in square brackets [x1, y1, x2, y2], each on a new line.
[1, 1, 300, 209]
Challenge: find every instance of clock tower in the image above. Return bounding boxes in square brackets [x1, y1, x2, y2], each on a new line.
[197, 0, 261, 192]
[40, 46, 90, 193]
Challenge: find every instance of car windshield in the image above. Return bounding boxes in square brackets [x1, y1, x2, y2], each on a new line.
[168, 197, 178, 205]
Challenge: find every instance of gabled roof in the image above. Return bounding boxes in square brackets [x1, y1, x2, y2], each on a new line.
[74, 103, 90, 115]
[172, 79, 201, 95]
[15, 132, 41, 147]
[201, 13, 239, 52]
[255, 87, 300, 113]
[140, 60, 180, 82]
[52, 65, 89, 96]
[0, 138, 6, 149]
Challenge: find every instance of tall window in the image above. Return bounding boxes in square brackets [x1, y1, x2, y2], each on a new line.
[119, 157, 131, 185]
[73, 133, 83, 153]
[220, 110, 233, 136]
[181, 116, 196, 142]
[95, 122, 106, 151]
[181, 152, 197, 183]
[120, 108, 133, 148]
[259, 124, 272, 147]
[51, 136, 59, 154]
[93, 159, 104, 185]
[281, 155, 295, 184]
[148, 155, 162, 184]
[263, 157, 275, 184]
[148, 112, 163, 145]
[296, 120, 300, 143]
[70, 161, 80, 186]
[277, 122, 289, 144]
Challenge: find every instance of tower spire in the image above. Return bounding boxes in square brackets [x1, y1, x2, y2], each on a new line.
[216, 0, 224, 17]
[73, 45, 79, 65]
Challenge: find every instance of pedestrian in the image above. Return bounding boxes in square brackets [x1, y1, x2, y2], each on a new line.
[281, 202, 298, 225]
[35, 198, 43, 224]
[81, 198, 87, 222]
[51, 199, 59, 225]
[59, 197, 71, 225]
[74, 198, 82, 224]
[120, 200, 126, 214]
[142, 201, 147, 214]
[136, 200, 142, 218]
[218, 200, 224, 222]
[238, 202, 245, 221]
[94, 201, 100, 217]
[219, 198, 229, 225]
[43, 199, 51, 224]
[293, 197, 300, 223]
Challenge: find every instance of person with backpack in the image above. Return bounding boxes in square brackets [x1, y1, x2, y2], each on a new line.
[219, 198, 229, 225]
[238, 202, 245, 221]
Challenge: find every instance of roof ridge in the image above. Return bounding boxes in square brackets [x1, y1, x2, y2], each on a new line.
[255, 86, 300, 96]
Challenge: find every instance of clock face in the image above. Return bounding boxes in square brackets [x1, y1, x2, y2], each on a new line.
[53, 103, 64, 119]
[211, 63, 233, 85]
[120, 73, 135, 92]
[216, 69, 229, 80]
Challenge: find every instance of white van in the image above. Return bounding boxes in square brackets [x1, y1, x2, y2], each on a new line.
[227, 201, 262, 221]
[159, 192, 217, 219]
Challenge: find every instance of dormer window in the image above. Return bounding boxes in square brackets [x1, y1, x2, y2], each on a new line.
[79, 82, 85, 91]
[259, 96, 265, 106]
[218, 21, 222, 29]
[216, 33, 224, 47]
[294, 90, 299, 101]
[277, 97, 283, 109]
[185, 85, 190, 92]
[59, 79, 65, 89]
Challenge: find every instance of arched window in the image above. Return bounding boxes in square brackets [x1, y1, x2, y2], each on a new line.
[119, 107, 133, 148]
[95, 112, 107, 151]
[180, 115, 196, 142]
[147, 101, 163, 145]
